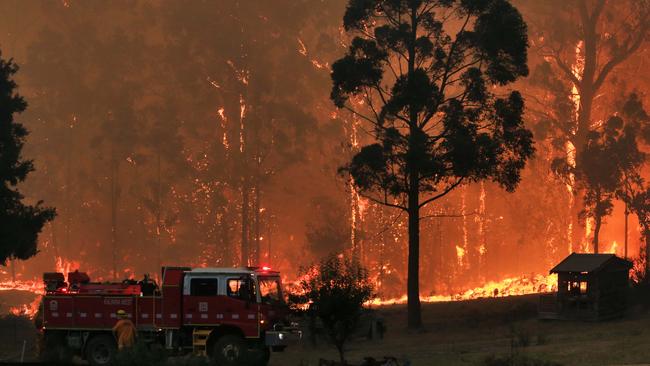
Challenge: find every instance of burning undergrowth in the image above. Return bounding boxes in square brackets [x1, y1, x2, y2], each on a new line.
[0, 268, 558, 320]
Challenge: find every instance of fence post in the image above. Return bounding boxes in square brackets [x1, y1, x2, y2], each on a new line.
[20, 339, 26, 363]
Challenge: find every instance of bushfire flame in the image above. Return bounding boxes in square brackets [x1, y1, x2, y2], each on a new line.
[369, 273, 558, 306]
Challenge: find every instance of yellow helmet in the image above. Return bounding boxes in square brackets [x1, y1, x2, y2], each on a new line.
[116, 309, 127, 317]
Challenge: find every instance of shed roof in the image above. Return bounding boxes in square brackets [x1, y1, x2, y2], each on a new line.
[550, 253, 632, 274]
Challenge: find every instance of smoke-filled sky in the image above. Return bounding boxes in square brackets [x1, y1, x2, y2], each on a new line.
[1, 0, 649, 298]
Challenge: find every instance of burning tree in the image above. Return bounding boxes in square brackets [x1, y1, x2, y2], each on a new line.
[331, 0, 534, 328]
[162, 0, 322, 267]
[573, 110, 644, 253]
[627, 189, 650, 278]
[528, 0, 650, 251]
[613, 94, 650, 271]
[0, 52, 56, 264]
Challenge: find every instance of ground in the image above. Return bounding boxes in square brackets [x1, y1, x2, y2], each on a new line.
[271, 295, 650, 366]
[3, 293, 650, 365]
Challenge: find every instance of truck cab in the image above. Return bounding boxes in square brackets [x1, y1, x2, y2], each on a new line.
[181, 267, 296, 345]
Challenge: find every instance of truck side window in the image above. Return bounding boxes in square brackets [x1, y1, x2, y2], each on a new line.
[227, 279, 243, 298]
[190, 278, 218, 296]
[228, 278, 254, 301]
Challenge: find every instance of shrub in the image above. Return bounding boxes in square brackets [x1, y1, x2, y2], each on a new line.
[164, 354, 211, 366]
[292, 255, 374, 364]
[512, 326, 531, 348]
[536, 332, 549, 346]
[481, 354, 562, 366]
[111, 342, 167, 366]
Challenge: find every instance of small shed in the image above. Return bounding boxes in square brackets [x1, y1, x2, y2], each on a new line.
[539, 253, 632, 320]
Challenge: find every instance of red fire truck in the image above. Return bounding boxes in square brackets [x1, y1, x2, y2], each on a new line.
[38, 266, 301, 366]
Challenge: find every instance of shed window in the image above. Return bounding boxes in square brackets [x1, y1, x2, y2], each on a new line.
[190, 278, 219, 296]
[568, 281, 588, 295]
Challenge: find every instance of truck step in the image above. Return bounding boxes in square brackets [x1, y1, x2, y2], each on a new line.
[192, 329, 212, 356]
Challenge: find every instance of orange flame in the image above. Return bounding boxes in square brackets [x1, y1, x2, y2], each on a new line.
[9, 297, 41, 319]
[0, 279, 44, 295]
[369, 274, 557, 306]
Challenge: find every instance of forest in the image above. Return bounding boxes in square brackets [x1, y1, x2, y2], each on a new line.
[1, 0, 650, 329]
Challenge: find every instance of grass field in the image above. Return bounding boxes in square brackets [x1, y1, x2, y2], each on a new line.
[3, 292, 650, 365]
[270, 294, 650, 366]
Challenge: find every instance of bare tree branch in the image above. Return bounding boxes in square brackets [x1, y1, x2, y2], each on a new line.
[418, 177, 464, 208]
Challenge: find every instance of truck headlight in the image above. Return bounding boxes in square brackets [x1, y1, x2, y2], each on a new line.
[278, 333, 284, 340]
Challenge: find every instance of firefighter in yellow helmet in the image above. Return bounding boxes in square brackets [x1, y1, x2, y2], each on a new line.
[112, 310, 136, 349]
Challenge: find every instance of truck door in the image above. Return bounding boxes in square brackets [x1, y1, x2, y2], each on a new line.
[223, 276, 259, 337]
[183, 277, 219, 325]
[258, 276, 285, 326]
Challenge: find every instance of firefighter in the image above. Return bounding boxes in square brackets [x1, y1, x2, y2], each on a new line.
[112, 309, 136, 349]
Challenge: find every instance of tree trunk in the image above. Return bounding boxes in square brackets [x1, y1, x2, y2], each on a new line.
[219, 207, 231, 266]
[65, 118, 72, 254]
[241, 180, 250, 266]
[110, 154, 119, 281]
[646, 231, 650, 279]
[267, 214, 272, 266]
[571, 193, 583, 253]
[253, 182, 261, 265]
[407, 174, 421, 328]
[593, 212, 601, 254]
[570, 5, 598, 253]
[624, 201, 630, 259]
[337, 344, 345, 365]
[406, 5, 422, 329]
[156, 152, 162, 273]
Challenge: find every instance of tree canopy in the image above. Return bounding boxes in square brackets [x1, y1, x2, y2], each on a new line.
[293, 255, 373, 363]
[0, 53, 55, 264]
[331, 0, 534, 328]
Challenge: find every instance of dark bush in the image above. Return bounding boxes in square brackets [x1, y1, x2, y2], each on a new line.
[110, 341, 167, 366]
[536, 332, 549, 345]
[481, 354, 562, 366]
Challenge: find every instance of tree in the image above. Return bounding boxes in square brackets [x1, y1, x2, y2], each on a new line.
[613, 93, 650, 270]
[574, 113, 644, 253]
[628, 188, 650, 277]
[527, 0, 650, 251]
[294, 255, 373, 364]
[331, 0, 534, 328]
[0, 52, 55, 264]
[161, 0, 322, 267]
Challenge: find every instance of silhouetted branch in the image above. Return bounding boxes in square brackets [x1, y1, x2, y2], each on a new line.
[418, 178, 464, 208]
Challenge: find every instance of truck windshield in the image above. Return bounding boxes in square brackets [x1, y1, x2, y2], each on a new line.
[258, 277, 283, 304]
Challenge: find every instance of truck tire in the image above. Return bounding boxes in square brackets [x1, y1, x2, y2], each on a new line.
[85, 334, 117, 366]
[212, 334, 247, 366]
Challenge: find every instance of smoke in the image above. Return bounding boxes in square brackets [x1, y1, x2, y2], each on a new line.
[0, 0, 647, 299]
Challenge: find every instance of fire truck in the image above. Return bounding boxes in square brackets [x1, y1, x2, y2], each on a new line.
[38, 266, 301, 366]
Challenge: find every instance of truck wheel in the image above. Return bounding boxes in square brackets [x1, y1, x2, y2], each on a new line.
[213, 334, 247, 366]
[85, 334, 117, 366]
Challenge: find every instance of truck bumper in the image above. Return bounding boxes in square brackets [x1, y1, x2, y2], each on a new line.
[264, 328, 302, 346]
